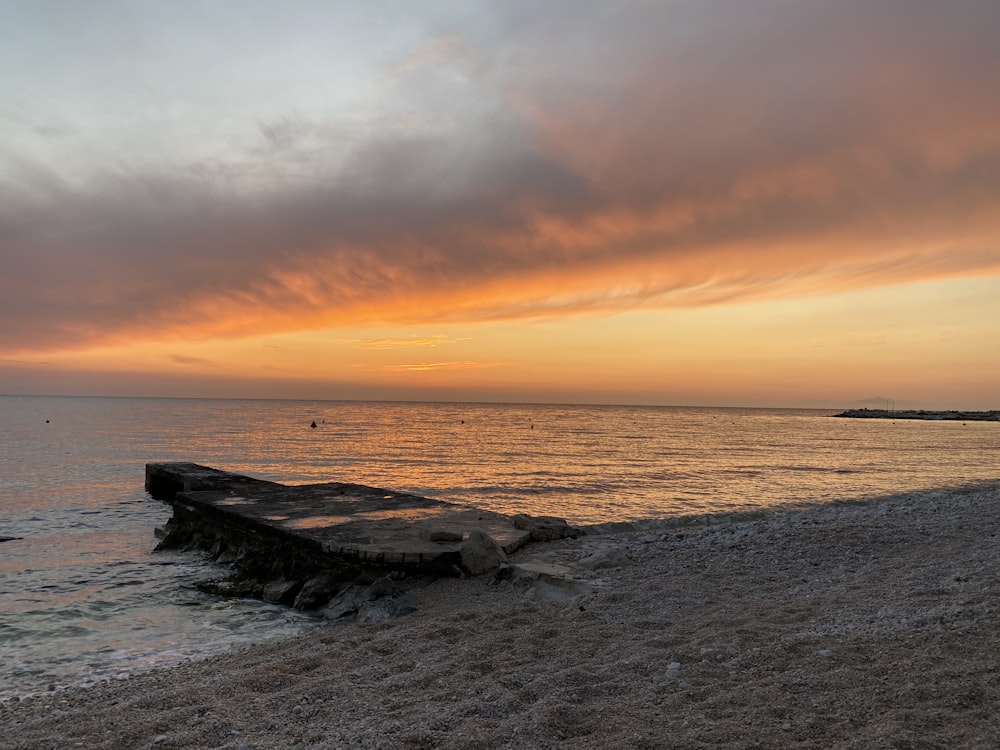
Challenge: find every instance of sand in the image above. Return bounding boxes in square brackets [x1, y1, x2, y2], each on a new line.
[3, 484, 999, 749]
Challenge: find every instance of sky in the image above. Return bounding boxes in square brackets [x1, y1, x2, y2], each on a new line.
[2, 0, 999, 409]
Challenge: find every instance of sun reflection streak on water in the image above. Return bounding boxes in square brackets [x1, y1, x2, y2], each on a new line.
[214, 401, 999, 524]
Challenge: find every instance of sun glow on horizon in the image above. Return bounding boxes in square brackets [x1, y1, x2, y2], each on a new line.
[2, 275, 997, 410]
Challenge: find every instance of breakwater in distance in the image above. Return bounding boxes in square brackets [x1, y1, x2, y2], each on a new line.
[835, 408, 1000, 421]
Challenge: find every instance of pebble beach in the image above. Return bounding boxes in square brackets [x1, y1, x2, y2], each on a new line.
[3, 483, 999, 749]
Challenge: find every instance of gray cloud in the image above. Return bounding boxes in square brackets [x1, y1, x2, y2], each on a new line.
[3, 0, 1000, 353]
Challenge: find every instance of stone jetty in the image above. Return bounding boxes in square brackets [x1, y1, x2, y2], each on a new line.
[834, 408, 1000, 421]
[146, 463, 582, 619]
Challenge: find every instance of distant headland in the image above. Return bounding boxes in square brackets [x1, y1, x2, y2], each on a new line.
[834, 408, 1000, 422]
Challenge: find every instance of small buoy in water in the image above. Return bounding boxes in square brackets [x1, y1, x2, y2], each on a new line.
[45, 419, 50, 424]
[310, 421, 317, 429]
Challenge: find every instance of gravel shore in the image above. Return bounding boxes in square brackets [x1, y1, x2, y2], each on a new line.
[3, 484, 999, 749]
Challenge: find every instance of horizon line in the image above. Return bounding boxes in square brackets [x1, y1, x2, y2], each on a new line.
[0, 391, 956, 412]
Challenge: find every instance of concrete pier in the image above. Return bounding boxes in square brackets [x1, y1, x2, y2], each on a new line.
[146, 463, 582, 615]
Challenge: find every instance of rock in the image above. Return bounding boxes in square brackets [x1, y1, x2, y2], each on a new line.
[320, 577, 421, 621]
[497, 562, 573, 584]
[665, 662, 682, 680]
[322, 586, 376, 620]
[357, 594, 417, 623]
[531, 578, 593, 605]
[512, 514, 584, 542]
[577, 547, 630, 570]
[293, 575, 340, 610]
[262, 578, 300, 604]
[197, 577, 263, 599]
[498, 562, 593, 604]
[460, 531, 507, 575]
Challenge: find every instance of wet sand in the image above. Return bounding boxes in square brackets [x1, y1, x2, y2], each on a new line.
[3, 484, 999, 749]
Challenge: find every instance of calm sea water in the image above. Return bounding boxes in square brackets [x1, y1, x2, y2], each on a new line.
[1, 395, 998, 701]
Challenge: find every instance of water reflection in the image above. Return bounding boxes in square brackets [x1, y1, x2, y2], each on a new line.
[2, 395, 999, 702]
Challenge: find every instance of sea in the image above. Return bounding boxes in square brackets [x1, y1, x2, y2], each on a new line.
[2, 395, 998, 702]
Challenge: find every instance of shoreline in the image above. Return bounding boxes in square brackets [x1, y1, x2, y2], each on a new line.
[3, 483, 1000, 749]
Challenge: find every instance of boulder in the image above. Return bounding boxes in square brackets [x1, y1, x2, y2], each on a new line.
[262, 578, 300, 604]
[460, 531, 508, 575]
[512, 514, 584, 542]
[495, 561, 573, 584]
[293, 574, 341, 610]
[495, 562, 593, 604]
[320, 576, 423, 621]
[322, 586, 373, 620]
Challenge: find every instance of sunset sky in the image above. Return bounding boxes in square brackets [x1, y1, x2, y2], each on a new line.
[2, 0, 999, 408]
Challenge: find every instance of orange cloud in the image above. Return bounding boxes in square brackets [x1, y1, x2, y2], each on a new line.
[169, 354, 218, 367]
[335, 335, 470, 350]
[3, 1, 1000, 356]
[379, 361, 511, 372]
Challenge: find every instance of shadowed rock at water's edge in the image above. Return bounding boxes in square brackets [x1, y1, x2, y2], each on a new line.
[145, 462, 583, 621]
